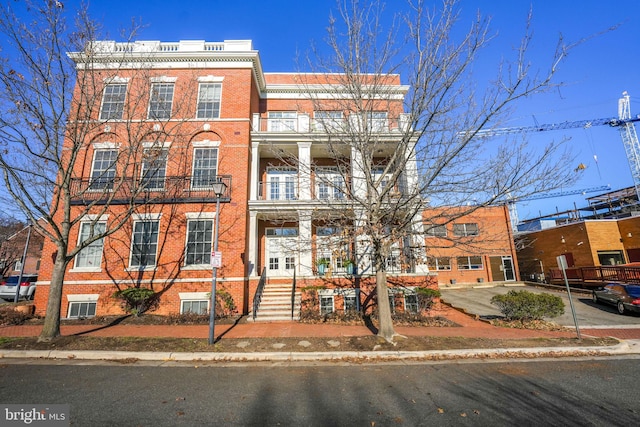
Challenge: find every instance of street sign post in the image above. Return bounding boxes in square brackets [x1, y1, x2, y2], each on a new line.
[557, 255, 582, 340]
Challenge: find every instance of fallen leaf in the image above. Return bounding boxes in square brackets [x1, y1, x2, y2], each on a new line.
[460, 413, 467, 417]
[437, 408, 445, 414]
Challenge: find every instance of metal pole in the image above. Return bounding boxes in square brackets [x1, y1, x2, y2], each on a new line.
[14, 224, 32, 303]
[561, 264, 582, 340]
[208, 195, 221, 345]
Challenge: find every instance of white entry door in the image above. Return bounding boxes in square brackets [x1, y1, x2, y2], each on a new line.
[266, 228, 297, 277]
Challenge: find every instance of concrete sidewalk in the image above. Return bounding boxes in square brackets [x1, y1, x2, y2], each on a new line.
[1, 305, 639, 362]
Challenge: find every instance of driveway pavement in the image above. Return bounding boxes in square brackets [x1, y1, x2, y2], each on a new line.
[440, 284, 640, 328]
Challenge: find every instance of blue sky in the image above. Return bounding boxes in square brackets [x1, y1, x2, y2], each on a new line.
[26, 1, 640, 219]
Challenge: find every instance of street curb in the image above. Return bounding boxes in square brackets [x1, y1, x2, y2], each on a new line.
[0, 341, 635, 362]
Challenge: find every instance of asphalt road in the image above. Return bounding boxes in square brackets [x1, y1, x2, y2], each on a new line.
[440, 284, 640, 327]
[0, 358, 638, 426]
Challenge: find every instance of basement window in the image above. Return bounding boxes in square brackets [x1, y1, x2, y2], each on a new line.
[66, 294, 99, 319]
[318, 290, 334, 315]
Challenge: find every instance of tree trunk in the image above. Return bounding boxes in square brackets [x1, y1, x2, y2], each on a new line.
[375, 268, 395, 342]
[38, 250, 67, 341]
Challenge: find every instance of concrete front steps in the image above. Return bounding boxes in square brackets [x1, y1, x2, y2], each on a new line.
[248, 280, 301, 322]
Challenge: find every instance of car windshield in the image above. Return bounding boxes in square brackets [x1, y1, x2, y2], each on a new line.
[3, 276, 19, 285]
[626, 285, 640, 297]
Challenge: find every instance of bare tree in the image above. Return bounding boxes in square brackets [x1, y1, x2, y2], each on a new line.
[291, 0, 582, 341]
[0, 2, 195, 340]
[0, 216, 25, 278]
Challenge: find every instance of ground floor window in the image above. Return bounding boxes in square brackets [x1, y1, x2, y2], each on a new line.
[597, 250, 625, 266]
[67, 294, 99, 319]
[344, 291, 358, 312]
[68, 302, 96, 318]
[428, 257, 451, 271]
[404, 290, 419, 313]
[181, 300, 209, 315]
[318, 290, 334, 314]
[457, 256, 483, 270]
[179, 292, 209, 315]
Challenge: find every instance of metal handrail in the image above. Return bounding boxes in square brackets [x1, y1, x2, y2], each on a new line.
[290, 269, 297, 319]
[252, 267, 267, 321]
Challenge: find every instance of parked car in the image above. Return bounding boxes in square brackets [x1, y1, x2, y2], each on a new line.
[592, 283, 640, 315]
[0, 275, 38, 301]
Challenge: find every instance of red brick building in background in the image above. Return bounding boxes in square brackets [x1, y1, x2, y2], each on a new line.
[34, 40, 519, 320]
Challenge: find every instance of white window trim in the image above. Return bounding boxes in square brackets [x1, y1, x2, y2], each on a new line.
[196, 82, 223, 120]
[197, 75, 225, 83]
[179, 292, 210, 315]
[67, 294, 100, 302]
[318, 290, 335, 314]
[185, 212, 217, 220]
[71, 220, 106, 272]
[404, 287, 419, 313]
[132, 213, 162, 221]
[179, 292, 209, 300]
[66, 295, 99, 319]
[183, 217, 215, 268]
[88, 148, 118, 192]
[142, 141, 172, 149]
[192, 140, 221, 148]
[103, 77, 130, 84]
[128, 219, 160, 269]
[150, 76, 177, 83]
[92, 142, 119, 150]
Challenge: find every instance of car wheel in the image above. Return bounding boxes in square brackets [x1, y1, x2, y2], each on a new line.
[592, 292, 599, 304]
[617, 301, 626, 315]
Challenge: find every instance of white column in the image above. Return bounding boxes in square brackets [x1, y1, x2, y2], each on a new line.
[298, 210, 313, 277]
[353, 209, 373, 276]
[248, 211, 258, 276]
[250, 141, 260, 201]
[411, 212, 429, 274]
[351, 145, 366, 199]
[297, 141, 312, 200]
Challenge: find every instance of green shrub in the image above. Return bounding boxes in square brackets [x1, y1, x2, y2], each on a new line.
[490, 290, 564, 320]
[114, 287, 159, 316]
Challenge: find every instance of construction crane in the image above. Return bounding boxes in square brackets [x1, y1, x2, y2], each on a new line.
[478, 92, 640, 201]
[506, 185, 611, 232]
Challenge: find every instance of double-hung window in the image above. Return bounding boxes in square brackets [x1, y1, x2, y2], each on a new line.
[148, 83, 174, 119]
[196, 83, 222, 119]
[268, 112, 297, 132]
[314, 111, 343, 132]
[319, 292, 334, 315]
[75, 221, 106, 269]
[185, 219, 213, 266]
[405, 291, 419, 313]
[191, 147, 218, 189]
[90, 149, 118, 190]
[99, 83, 127, 120]
[130, 220, 160, 268]
[141, 148, 168, 190]
[315, 167, 345, 200]
[368, 111, 388, 131]
[372, 167, 392, 193]
[453, 223, 479, 237]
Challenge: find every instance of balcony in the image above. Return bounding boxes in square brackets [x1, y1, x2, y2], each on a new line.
[258, 180, 298, 201]
[69, 175, 232, 205]
[251, 113, 410, 134]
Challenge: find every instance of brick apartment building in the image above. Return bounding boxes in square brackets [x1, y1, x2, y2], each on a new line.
[34, 40, 518, 319]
